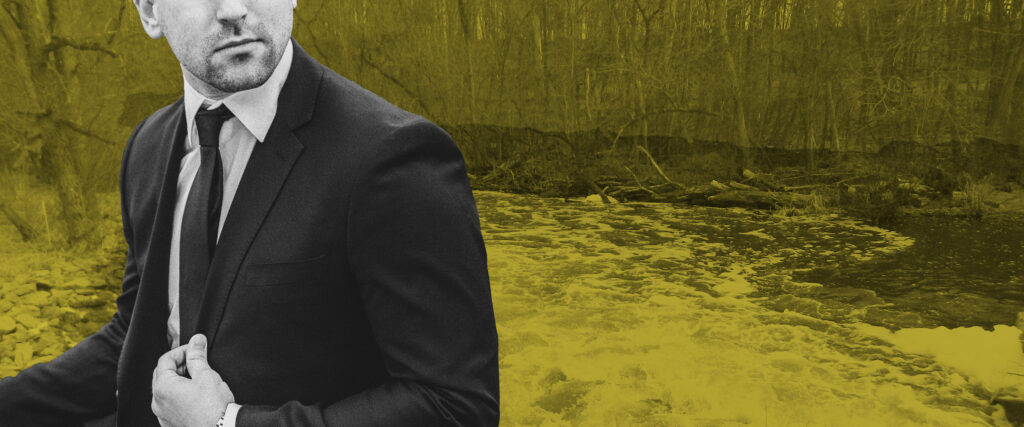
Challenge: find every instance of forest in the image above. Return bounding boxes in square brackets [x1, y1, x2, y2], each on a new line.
[1, 0, 1024, 243]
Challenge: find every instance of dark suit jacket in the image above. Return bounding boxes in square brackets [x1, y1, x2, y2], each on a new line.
[0, 40, 500, 426]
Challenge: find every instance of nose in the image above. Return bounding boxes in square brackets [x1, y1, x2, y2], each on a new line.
[216, 0, 247, 22]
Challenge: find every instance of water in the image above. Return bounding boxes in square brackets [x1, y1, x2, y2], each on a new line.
[477, 191, 1021, 426]
[792, 215, 1024, 329]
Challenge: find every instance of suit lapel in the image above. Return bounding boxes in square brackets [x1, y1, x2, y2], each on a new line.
[192, 124, 303, 343]
[118, 100, 184, 426]
[191, 40, 323, 346]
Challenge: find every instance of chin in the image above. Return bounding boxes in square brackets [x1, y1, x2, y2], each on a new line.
[216, 73, 272, 92]
[209, 58, 276, 92]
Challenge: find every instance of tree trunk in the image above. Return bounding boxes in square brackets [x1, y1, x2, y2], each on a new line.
[0, 201, 37, 242]
[716, 1, 751, 168]
[828, 81, 841, 152]
[988, 43, 1024, 139]
[36, 120, 92, 243]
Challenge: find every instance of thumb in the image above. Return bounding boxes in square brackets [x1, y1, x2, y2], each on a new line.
[185, 334, 211, 377]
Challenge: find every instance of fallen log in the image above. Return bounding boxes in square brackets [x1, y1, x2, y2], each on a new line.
[728, 181, 760, 191]
[637, 145, 685, 189]
[703, 190, 815, 210]
[710, 180, 730, 191]
[740, 169, 786, 191]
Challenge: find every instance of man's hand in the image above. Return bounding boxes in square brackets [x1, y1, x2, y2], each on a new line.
[151, 334, 235, 427]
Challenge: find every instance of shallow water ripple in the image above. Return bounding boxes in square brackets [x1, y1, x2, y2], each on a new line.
[477, 191, 1010, 426]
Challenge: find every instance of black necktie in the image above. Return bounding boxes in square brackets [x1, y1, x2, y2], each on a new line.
[179, 105, 233, 341]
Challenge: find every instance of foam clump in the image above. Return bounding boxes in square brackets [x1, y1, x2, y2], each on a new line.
[857, 323, 1024, 391]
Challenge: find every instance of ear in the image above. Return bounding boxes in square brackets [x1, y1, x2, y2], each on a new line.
[133, 0, 164, 39]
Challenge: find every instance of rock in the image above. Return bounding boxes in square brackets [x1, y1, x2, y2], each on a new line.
[13, 343, 34, 367]
[61, 277, 92, 290]
[65, 293, 107, 308]
[583, 194, 618, 204]
[11, 304, 40, 318]
[33, 335, 61, 353]
[9, 283, 36, 297]
[78, 321, 106, 336]
[40, 305, 60, 322]
[0, 358, 15, 377]
[0, 316, 16, 334]
[40, 342, 65, 357]
[14, 313, 42, 329]
[21, 291, 51, 307]
[58, 309, 86, 325]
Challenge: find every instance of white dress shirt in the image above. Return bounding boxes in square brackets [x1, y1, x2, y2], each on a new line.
[166, 43, 294, 425]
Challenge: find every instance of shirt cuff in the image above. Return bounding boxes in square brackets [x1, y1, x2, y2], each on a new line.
[221, 403, 242, 427]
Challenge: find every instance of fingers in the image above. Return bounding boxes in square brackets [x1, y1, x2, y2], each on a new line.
[155, 345, 186, 373]
[152, 346, 188, 409]
[185, 334, 212, 378]
[153, 345, 187, 383]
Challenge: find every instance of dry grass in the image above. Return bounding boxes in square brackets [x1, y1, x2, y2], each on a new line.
[962, 175, 997, 218]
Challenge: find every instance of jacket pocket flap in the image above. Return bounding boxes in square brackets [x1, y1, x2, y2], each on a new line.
[245, 253, 330, 287]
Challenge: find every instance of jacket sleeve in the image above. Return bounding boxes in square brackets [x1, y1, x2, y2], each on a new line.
[236, 120, 500, 426]
[0, 120, 146, 426]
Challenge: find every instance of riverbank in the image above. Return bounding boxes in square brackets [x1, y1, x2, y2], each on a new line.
[470, 163, 1024, 226]
[2, 188, 1022, 425]
[0, 194, 123, 378]
[456, 129, 1024, 225]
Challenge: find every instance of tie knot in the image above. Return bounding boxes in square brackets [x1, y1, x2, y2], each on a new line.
[195, 105, 234, 148]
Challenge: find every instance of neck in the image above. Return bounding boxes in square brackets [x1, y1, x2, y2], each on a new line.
[182, 67, 232, 101]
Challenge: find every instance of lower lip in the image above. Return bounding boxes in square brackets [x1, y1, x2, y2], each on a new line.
[217, 41, 260, 53]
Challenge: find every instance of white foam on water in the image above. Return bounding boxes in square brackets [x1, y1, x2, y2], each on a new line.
[476, 192, 1008, 425]
[713, 265, 757, 297]
[856, 323, 1024, 392]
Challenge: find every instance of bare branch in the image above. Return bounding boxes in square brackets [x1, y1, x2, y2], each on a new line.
[52, 118, 118, 146]
[294, 1, 329, 61]
[611, 108, 719, 149]
[359, 51, 435, 118]
[637, 145, 683, 189]
[0, 200, 37, 242]
[0, 4, 23, 52]
[104, 0, 127, 43]
[623, 165, 657, 195]
[45, 35, 118, 58]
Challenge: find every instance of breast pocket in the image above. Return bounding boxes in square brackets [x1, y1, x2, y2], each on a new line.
[244, 253, 331, 287]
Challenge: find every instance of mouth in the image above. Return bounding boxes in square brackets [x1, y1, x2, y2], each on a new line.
[215, 38, 261, 52]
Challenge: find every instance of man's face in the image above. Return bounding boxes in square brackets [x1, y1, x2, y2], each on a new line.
[154, 0, 296, 93]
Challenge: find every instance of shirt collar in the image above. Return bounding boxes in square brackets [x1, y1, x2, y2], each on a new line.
[183, 42, 294, 144]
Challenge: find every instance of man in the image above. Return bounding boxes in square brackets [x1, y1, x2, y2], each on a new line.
[0, 0, 500, 425]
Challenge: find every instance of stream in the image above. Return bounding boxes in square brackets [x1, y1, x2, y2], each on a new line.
[479, 191, 1024, 426]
